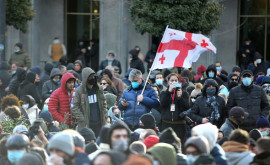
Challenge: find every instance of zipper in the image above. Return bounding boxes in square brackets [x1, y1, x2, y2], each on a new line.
[133, 91, 138, 129]
[172, 112, 174, 121]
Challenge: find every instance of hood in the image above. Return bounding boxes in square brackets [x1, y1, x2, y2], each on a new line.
[225, 151, 254, 165]
[81, 67, 96, 88]
[30, 66, 41, 76]
[262, 76, 270, 85]
[22, 71, 36, 85]
[50, 68, 62, 79]
[16, 68, 26, 82]
[202, 79, 219, 96]
[206, 64, 217, 78]
[147, 143, 177, 165]
[44, 63, 54, 74]
[60, 72, 75, 92]
[227, 73, 238, 83]
[101, 69, 113, 79]
[74, 60, 83, 69]
[129, 49, 139, 60]
[21, 95, 36, 108]
[107, 50, 117, 58]
[197, 65, 206, 75]
[0, 61, 10, 70]
[192, 123, 218, 150]
[67, 63, 75, 70]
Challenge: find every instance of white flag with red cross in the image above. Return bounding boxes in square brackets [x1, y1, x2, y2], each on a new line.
[150, 27, 216, 70]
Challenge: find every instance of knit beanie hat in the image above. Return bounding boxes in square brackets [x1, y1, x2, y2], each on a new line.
[123, 154, 152, 165]
[39, 111, 53, 123]
[30, 66, 41, 76]
[15, 43, 23, 49]
[16, 152, 45, 165]
[147, 143, 177, 165]
[249, 129, 262, 141]
[256, 76, 264, 85]
[66, 63, 75, 70]
[254, 52, 262, 60]
[256, 116, 270, 128]
[139, 114, 156, 130]
[48, 132, 75, 156]
[62, 129, 85, 150]
[159, 127, 181, 152]
[184, 136, 210, 154]
[143, 135, 159, 149]
[74, 60, 83, 68]
[78, 127, 96, 142]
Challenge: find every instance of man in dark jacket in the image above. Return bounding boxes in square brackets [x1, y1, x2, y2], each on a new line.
[118, 69, 159, 131]
[129, 49, 145, 74]
[226, 69, 270, 132]
[145, 44, 157, 73]
[71, 67, 107, 136]
[8, 67, 26, 96]
[200, 64, 224, 86]
[42, 68, 61, 102]
[248, 52, 270, 76]
[39, 63, 53, 90]
[100, 51, 122, 74]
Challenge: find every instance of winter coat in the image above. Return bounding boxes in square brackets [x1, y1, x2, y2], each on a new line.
[100, 59, 122, 74]
[118, 82, 160, 127]
[0, 63, 11, 102]
[190, 79, 226, 127]
[211, 144, 229, 165]
[8, 50, 31, 69]
[200, 64, 224, 86]
[194, 64, 206, 81]
[71, 67, 107, 130]
[42, 68, 61, 101]
[226, 84, 270, 131]
[220, 119, 238, 138]
[250, 151, 270, 165]
[222, 141, 254, 165]
[18, 72, 41, 105]
[129, 49, 145, 74]
[39, 63, 53, 90]
[8, 68, 26, 95]
[248, 61, 270, 75]
[160, 89, 190, 121]
[26, 104, 41, 124]
[48, 73, 75, 125]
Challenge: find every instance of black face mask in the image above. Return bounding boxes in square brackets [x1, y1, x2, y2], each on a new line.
[229, 82, 238, 90]
[87, 78, 95, 85]
[206, 87, 216, 96]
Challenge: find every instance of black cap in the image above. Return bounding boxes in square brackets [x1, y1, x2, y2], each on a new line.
[240, 69, 253, 77]
[229, 106, 249, 119]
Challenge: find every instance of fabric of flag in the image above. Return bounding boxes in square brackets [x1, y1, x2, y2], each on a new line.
[150, 27, 216, 70]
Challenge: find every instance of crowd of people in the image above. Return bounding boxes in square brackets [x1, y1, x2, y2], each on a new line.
[0, 41, 270, 165]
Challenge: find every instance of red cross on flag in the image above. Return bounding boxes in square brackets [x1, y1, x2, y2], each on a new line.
[150, 26, 216, 70]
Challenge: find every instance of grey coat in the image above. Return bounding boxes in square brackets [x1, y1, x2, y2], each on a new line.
[225, 151, 254, 165]
[42, 68, 61, 101]
[220, 119, 238, 138]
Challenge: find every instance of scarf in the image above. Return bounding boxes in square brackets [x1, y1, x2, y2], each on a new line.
[206, 96, 220, 124]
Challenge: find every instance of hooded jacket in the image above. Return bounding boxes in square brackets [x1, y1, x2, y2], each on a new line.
[190, 79, 226, 127]
[21, 95, 40, 124]
[18, 72, 41, 105]
[118, 81, 159, 127]
[147, 143, 177, 165]
[100, 51, 122, 74]
[194, 65, 206, 81]
[48, 73, 75, 125]
[42, 68, 61, 101]
[8, 67, 26, 95]
[8, 50, 31, 69]
[129, 49, 145, 74]
[200, 64, 224, 86]
[71, 67, 107, 130]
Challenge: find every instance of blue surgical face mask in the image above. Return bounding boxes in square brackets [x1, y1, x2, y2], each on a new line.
[43, 105, 48, 111]
[256, 59, 262, 64]
[131, 82, 139, 89]
[208, 72, 214, 78]
[153, 160, 160, 165]
[242, 77, 252, 86]
[261, 130, 268, 136]
[14, 49, 20, 53]
[22, 104, 29, 110]
[12, 70, 16, 75]
[186, 155, 199, 165]
[216, 66, 222, 72]
[155, 79, 163, 85]
[8, 150, 25, 164]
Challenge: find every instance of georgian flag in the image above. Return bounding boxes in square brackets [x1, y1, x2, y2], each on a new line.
[150, 27, 216, 70]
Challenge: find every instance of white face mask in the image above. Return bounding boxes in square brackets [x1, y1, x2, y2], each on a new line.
[256, 59, 262, 64]
[53, 39, 60, 44]
[22, 104, 29, 109]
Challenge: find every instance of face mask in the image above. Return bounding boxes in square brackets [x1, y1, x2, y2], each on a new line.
[87, 78, 95, 85]
[22, 104, 29, 109]
[261, 130, 268, 136]
[216, 66, 222, 72]
[242, 77, 252, 86]
[53, 39, 60, 44]
[12, 70, 16, 75]
[186, 155, 199, 165]
[53, 78, 59, 83]
[8, 150, 25, 164]
[229, 82, 238, 90]
[153, 160, 160, 165]
[191, 98, 196, 103]
[112, 140, 128, 152]
[256, 59, 262, 64]
[107, 57, 114, 61]
[131, 82, 139, 89]
[155, 79, 163, 85]
[43, 105, 48, 111]
[245, 41, 250, 45]
[206, 87, 216, 96]
[208, 72, 214, 78]
[14, 49, 20, 53]
[129, 58, 133, 61]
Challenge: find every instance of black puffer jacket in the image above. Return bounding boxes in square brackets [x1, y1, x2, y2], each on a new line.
[160, 89, 190, 121]
[18, 72, 41, 104]
[226, 83, 270, 131]
[200, 64, 224, 86]
[129, 49, 145, 74]
[8, 67, 26, 96]
[40, 63, 53, 89]
[190, 79, 226, 127]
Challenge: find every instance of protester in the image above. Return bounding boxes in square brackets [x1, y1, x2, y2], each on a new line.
[48, 37, 67, 66]
[248, 52, 270, 75]
[154, 72, 167, 92]
[147, 143, 177, 165]
[21, 95, 40, 124]
[9, 43, 31, 70]
[256, 116, 270, 137]
[250, 137, 270, 165]
[200, 64, 224, 86]
[100, 51, 122, 74]
[100, 77, 118, 96]
[129, 49, 145, 74]
[145, 44, 157, 73]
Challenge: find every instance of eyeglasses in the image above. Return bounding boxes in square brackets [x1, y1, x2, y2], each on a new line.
[100, 83, 107, 85]
[231, 79, 238, 82]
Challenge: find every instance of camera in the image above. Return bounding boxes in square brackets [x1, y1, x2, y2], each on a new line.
[179, 110, 195, 126]
[27, 120, 42, 140]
